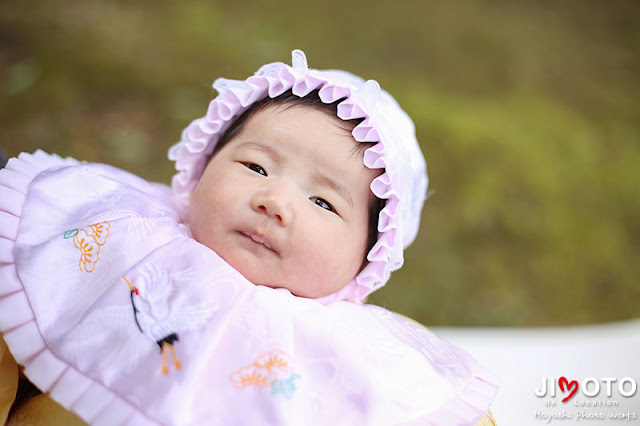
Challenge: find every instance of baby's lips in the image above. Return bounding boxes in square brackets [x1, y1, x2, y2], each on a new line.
[241, 230, 276, 252]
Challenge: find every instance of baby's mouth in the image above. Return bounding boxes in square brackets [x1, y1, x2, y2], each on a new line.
[240, 230, 275, 252]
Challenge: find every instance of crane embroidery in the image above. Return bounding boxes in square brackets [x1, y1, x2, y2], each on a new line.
[122, 265, 217, 375]
[123, 276, 181, 374]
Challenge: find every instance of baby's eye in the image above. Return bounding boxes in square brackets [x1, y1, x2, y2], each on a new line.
[310, 197, 335, 213]
[244, 162, 267, 176]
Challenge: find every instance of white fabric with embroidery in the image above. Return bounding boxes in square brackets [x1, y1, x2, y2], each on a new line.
[0, 152, 497, 425]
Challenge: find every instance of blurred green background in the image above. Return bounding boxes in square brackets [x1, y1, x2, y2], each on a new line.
[1, 0, 638, 326]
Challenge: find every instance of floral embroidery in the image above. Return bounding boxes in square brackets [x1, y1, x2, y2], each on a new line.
[231, 364, 271, 388]
[230, 350, 301, 399]
[64, 221, 111, 272]
[271, 373, 301, 399]
[90, 222, 110, 244]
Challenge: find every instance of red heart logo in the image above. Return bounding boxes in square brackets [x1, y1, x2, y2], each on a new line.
[559, 377, 578, 402]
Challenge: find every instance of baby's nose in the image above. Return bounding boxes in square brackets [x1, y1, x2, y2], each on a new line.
[251, 189, 293, 226]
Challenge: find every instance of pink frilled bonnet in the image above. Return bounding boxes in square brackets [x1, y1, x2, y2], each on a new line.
[169, 50, 428, 303]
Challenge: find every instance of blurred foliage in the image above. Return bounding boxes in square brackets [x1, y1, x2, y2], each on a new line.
[1, 0, 638, 326]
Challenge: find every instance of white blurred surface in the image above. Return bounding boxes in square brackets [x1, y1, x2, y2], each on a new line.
[434, 319, 640, 425]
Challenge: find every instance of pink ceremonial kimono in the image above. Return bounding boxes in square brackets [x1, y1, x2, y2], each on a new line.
[0, 151, 497, 425]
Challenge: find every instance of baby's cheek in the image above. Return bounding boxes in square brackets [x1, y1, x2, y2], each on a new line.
[187, 198, 212, 245]
[318, 232, 360, 277]
[186, 201, 201, 234]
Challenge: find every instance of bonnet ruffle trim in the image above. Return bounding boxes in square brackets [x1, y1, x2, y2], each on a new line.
[169, 50, 406, 304]
[0, 151, 160, 425]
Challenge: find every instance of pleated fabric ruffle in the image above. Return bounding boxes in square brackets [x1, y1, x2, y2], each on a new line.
[0, 151, 159, 425]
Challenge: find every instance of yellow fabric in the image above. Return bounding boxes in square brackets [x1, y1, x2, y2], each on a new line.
[475, 410, 497, 425]
[6, 393, 86, 426]
[1, 336, 85, 426]
[0, 336, 19, 424]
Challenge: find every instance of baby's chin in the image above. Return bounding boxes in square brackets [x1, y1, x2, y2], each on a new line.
[258, 283, 344, 300]
[235, 272, 322, 299]
[228, 265, 345, 300]
[190, 235, 349, 299]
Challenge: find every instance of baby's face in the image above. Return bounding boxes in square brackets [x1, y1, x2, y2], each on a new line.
[188, 104, 378, 298]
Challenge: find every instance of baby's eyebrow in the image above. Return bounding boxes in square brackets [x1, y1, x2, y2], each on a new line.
[235, 141, 283, 162]
[313, 173, 354, 210]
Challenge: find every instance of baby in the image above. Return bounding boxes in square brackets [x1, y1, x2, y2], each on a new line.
[189, 89, 384, 300]
[0, 50, 497, 425]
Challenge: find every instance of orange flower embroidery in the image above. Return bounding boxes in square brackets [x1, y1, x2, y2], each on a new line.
[255, 350, 293, 376]
[230, 350, 300, 399]
[90, 222, 110, 245]
[230, 364, 272, 389]
[74, 229, 101, 272]
[65, 221, 111, 273]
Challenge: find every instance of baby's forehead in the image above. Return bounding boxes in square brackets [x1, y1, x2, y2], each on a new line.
[261, 102, 358, 137]
[227, 103, 378, 195]
[251, 99, 370, 151]
[241, 102, 372, 167]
